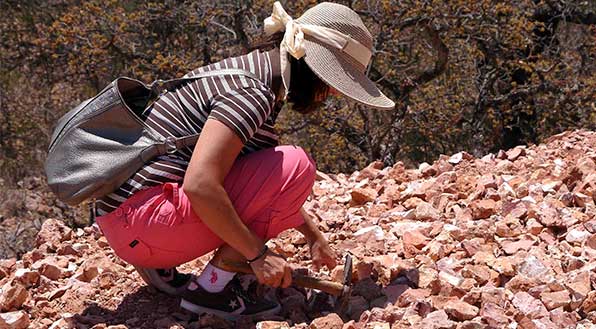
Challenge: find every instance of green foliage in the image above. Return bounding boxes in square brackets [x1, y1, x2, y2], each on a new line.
[0, 0, 595, 182]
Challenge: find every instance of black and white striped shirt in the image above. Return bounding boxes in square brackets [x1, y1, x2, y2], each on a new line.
[96, 48, 283, 215]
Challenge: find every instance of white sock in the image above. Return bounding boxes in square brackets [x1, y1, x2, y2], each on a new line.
[190, 263, 235, 293]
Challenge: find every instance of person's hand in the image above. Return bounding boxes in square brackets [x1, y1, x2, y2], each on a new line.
[308, 236, 337, 271]
[249, 249, 293, 288]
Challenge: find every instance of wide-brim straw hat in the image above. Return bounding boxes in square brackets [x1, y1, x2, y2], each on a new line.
[295, 3, 395, 110]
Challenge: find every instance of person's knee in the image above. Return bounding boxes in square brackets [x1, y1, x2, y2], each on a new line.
[280, 145, 316, 182]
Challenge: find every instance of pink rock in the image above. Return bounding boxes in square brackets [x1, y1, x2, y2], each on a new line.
[526, 218, 544, 235]
[511, 292, 549, 319]
[402, 230, 429, 249]
[469, 199, 496, 219]
[38, 263, 64, 281]
[495, 216, 524, 237]
[429, 296, 458, 310]
[565, 229, 590, 244]
[256, 321, 290, 329]
[414, 202, 441, 221]
[357, 161, 384, 180]
[499, 237, 535, 255]
[461, 239, 483, 257]
[540, 290, 571, 310]
[455, 319, 485, 329]
[35, 218, 73, 248]
[506, 147, 526, 161]
[0, 282, 28, 312]
[341, 320, 357, 329]
[403, 197, 424, 210]
[444, 300, 479, 321]
[525, 317, 557, 328]
[489, 257, 516, 276]
[536, 205, 561, 227]
[438, 270, 464, 288]
[449, 152, 473, 164]
[31, 256, 70, 281]
[13, 269, 39, 288]
[350, 188, 377, 206]
[49, 317, 76, 329]
[0, 259, 16, 280]
[316, 171, 334, 181]
[565, 270, 591, 306]
[0, 311, 30, 329]
[397, 289, 431, 307]
[461, 265, 499, 286]
[417, 266, 440, 292]
[584, 220, 596, 233]
[505, 275, 543, 295]
[577, 157, 596, 176]
[419, 163, 437, 177]
[586, 234, 596, 250]
[309, 313, 344, 329]
[517, 255, 549, 278]
[549, 307, 578, 328]
[419, 310, 456, 329]
[479, 303, 511, 327]
[580, 290, 596, 313]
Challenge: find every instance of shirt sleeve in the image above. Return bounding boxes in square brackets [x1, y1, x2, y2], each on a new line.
[208, 87, 276, 143]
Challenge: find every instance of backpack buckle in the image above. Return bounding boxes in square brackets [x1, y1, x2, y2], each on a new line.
[165, 136, 177, 154]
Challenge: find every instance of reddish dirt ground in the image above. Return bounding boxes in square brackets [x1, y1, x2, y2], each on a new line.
[1, 129, 595, 329]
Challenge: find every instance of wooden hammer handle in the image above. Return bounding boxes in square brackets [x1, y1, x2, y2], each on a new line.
[292, 274, 345, 296]
[219, 260, 345, 296]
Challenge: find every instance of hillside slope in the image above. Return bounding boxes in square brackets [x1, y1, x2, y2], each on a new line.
[1, 130, 595, 329]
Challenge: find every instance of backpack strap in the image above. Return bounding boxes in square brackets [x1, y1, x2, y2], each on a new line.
[149, 68, 260, 96]
[151, 68, 262, 155]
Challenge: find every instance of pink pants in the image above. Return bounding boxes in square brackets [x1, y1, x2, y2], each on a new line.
[96, 145, 316, 268]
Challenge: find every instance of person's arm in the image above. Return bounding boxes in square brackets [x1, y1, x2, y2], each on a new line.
[182, 119, 291, 287]
[296, 207, 324, 242]
[296, 207, 338, 270]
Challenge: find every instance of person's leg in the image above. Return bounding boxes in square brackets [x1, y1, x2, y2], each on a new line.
[97, 145, 316, 318]
[179, 145, 316, 319]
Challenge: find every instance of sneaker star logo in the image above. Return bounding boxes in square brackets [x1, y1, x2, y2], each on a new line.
[229, 299, 238, 308]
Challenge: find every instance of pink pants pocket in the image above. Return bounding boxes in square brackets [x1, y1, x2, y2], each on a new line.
[113, 237, 153, 266]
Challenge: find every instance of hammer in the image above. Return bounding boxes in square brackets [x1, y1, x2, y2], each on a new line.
[219, 254, 353, 300]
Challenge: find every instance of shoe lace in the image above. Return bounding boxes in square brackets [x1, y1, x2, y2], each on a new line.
[231, 279, 256, 304]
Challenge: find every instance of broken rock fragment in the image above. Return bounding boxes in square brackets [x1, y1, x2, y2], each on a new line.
[256, 321, 290, 329]
[511, 291, 549, 319]
[6, 130, 596, 329]
[469, 199, 496, 219]
[443, 300, 479, 321]
[540, 290, 572, 310]
[419, 310, 455, 329]
[0, 282, 28, 312]
[309, 313, 344, 329]
[414, 202, 440, 221]
[350, 188, 377, 206]
[0, 311, 30, 329]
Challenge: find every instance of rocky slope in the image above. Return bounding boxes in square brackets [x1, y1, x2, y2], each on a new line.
[1, 130, 596, 329]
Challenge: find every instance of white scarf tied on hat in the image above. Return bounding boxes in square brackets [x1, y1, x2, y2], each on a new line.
[264, 1, 372, 98]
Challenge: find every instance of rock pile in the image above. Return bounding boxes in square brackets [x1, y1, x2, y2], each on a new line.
[1, 129, 596, 328]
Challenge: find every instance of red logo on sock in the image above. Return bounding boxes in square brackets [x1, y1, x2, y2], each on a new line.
[210, 270, 218, 284]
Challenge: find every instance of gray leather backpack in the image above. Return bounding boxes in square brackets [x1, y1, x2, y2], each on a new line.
[45, 69, 258, 205]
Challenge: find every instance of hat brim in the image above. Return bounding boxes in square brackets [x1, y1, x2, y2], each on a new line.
[301, 37, 395, 111]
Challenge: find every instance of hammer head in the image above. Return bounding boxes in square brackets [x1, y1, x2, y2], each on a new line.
[336, 253, 353, 315]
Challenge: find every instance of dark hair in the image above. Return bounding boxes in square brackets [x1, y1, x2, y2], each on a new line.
[249, 33, 329, 114]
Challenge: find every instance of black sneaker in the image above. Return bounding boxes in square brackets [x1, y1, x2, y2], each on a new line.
[135, 266, 193, 296]
[179, 276, 281, 321]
